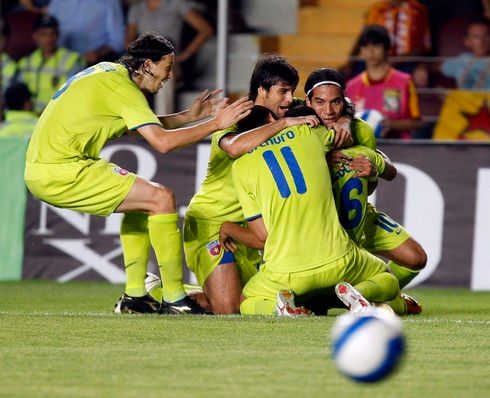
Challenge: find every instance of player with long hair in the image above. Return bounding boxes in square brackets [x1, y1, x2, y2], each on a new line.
[25, 32, 253, 314]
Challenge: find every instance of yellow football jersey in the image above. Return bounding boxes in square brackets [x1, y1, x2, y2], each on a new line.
[26, 62, 160, 164]
[232, 124, 354, 274]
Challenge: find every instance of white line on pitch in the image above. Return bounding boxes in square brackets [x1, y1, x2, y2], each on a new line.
[0, 312, 489, 324]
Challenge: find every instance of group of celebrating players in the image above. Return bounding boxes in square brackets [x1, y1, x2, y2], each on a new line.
[24, 32, 427, 317]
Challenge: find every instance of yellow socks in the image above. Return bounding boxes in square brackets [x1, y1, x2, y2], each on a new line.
[388, 261, 420, 289]
[240, 297, 276, 315]
[148, 213, 186, 303]
[354, 272, 400, 303]
[121, 213, 150, 297]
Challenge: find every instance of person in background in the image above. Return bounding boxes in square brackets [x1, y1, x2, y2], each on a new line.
[365, 0, 431, 57]
[440, 15, 490, 90]
[0, 82, 38, 138]
[18, 0, 50, 14]
[126, 0, 213, 114]
[346, 25, 423, 139]
[17, 15, 84, 114]
[364, 0, 431, 85]
[0, 23, 17, 95]
[47, 0, 125, 65]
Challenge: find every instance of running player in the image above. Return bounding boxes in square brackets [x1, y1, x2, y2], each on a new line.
[219, 106, 400, 316]
[304, 67, 426, 314]
[24, 33, 253, 314]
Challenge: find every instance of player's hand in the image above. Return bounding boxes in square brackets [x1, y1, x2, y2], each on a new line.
[330, 149, 352, 166]
[188, 89, 223, 121]
[214, 97, 253, 130]
[219, 222, 238, 253]
[329, 122, 353, 148]
[350, 154, 377, 178]
[326, 116, 352, 148]
[283, 115, 320, 128]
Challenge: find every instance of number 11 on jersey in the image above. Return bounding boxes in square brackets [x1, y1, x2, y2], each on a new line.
[262, 146, 307, 198]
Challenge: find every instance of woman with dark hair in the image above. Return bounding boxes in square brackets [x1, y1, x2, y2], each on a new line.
[25, 32, 253, 315]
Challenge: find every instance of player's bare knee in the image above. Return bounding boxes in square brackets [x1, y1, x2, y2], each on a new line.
[150, 184, 176, 214]
[209, 293, 240, 314]
[405, 242, 427, 271]
[405, 247, 427, 271]
[400, 239, 427, 271]
[213, 301, 240, 315]
[413, 248, 427, 271]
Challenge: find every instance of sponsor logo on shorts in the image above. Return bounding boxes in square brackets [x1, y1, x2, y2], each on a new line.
[206, 240, 222, 257]
[112, 166, 129, 176]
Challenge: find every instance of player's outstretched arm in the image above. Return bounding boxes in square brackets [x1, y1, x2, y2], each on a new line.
[220, 115, 320, 158]
[157, 89, 223, 129]
[138, 97, 253, 153]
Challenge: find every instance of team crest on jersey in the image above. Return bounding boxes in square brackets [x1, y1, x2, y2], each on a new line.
[112, 166, 129, 176]
[206, 240, 222, 257]
[383, 89, 401, 113]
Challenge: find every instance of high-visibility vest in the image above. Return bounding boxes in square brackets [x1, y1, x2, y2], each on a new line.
[0, 110, 38, 138]
[0, 53, 17, 93]
[18, 47, 85, 113]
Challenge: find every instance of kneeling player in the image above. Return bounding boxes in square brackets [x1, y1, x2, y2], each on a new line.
[219, 106, 400, 316]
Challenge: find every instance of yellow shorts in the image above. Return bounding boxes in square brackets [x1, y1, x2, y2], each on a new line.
[242, 242, 387, 302]
[362, 204, 411, 253]
[25, 159, 136, 217]
[183, 215, 261, 287]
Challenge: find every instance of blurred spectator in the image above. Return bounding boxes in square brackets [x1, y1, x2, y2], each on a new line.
[421, 0, 490, 52]
[126, 0, 213, 114]
[346, 25, 423, 139]
[126, 0, 212, 63]
[48, 0, 125, 65]
[365, 0, 431, 56]
[3, 8, 38, 59]
[17, 15, 84, 114]
[440, 16, 490, 90]
[18, 0, 50, 14]
[0, 23, 17, 94]
[0, 82, 38, 138]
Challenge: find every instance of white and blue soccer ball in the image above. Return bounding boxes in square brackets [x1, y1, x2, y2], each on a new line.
[357, 109, 385, 138]
[331, 308, 405, 383]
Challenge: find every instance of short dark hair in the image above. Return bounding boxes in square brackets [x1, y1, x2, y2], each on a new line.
[33, 15, 59, 32]
[358, 24, 391, 51]
[467, 15, 490, 33]
[119, 32, 174, 77]
[248, 54, 299, 101]
[4, 83, 32, 110]
[304, 68, 355, 119]
[236, 105, 274, 132]
[284, 104, 318, 119]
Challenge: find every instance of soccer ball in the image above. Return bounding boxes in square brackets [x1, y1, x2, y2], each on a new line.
[331, 308, 405, 383]
[357, 109, 385, 138]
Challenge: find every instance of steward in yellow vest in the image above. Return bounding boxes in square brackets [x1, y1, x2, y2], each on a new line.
[0, 24, 17, 94]
[18, 15, 84, 113]
[0, 82, 38, 138]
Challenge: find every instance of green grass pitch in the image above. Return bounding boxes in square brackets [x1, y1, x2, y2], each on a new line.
[1, 281, 489, 398]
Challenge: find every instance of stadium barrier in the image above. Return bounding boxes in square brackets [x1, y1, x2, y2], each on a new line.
[1, 136, 486, 290]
